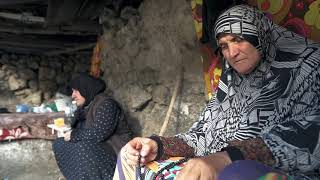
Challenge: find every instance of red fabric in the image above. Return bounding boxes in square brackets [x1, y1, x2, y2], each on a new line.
[0, 127, 30, 141]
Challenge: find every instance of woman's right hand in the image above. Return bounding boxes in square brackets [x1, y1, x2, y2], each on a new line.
[122, 137, 158, 165]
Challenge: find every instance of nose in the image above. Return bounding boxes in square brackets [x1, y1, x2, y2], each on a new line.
[228, 43, 239, 58]
[71, 91, 76, 99]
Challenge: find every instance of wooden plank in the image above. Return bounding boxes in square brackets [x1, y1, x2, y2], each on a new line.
[0, 0, 45, 6]
[0, 44, 51, 54]
[46, 0, 84, 25]
[0, 23, 99, 35]
[0, 112, 64, 128]
[45, 43, 95, 56]
[0, 32, 97, 48]
[0, 34, 75, 48]
[0, 40, 63, 49]
[0, 12, 45, 24]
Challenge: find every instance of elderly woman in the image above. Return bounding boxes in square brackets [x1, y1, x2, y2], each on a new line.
[53, 74, 132, 180]
[119, 4, 320, 180]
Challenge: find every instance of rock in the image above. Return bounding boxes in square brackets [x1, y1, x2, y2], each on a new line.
[63, 62, 74, 72]
[14, 88, 32, 96]
[74, 63, 89, 73]
[121, 7, 139, 20]
[0, 69, 5, 79]
[138, 67, 158, 86]
[18, 69, 37, 80]
[23, 91, 42, 105]
[38, 67, 56, 80]
[152, 85, 170, 105]
[56, 72, 69, 85]
[8, 75, 27, 90]
[27, 60, 40, 70]
[43, 91, 53, 101]
[129, 85, 152, 111]
[39, 80, 57, 92]
[0, 53, 9, 64]
[2, 64, 17, 76]
[49, 60, 62, 69]
[28, 80, 39, 91]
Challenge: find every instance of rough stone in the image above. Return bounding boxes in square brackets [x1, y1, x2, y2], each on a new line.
[43, 91, 53, 101]
[18, 69, 37, 80]
[28, 80, 39, 91]
[138, 67, 159, 86]
[14, 88, 32, 96]
[152, 85, 170, 105]
[0, 69, 5, 79]
[22, 91, 42, 105]
[74, 63, 89, 73]
[39, 80, 57, 92]
[129, 85, 152, 111]
[56, 72, 69, 85]
[27, 60, 40, 70]
[38, 67, 56, 80]
[8, 75, 27, 91]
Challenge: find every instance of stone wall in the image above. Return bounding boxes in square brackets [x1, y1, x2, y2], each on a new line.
[0, 53, 91, 112]
[100, 0, 207, 137]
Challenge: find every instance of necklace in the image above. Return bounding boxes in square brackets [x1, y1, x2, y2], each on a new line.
[137, 156, 189, 180]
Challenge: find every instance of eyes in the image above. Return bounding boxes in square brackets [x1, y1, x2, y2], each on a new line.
[218, 36, 245, 51]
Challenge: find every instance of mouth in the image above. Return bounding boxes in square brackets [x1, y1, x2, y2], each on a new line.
[234, 58, 246, 64]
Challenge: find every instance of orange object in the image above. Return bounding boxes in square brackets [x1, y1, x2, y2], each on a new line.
[90, 37, 103, 78]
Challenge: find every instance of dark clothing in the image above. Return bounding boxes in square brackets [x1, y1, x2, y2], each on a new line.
[53, 93, 131, 179]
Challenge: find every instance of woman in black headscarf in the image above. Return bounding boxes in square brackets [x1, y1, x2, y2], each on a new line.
[53, 73, 132, 180]
[120, 4, 320, 180]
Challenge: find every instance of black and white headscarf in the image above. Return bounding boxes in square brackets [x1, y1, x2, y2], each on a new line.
[177, 5, 320, 176]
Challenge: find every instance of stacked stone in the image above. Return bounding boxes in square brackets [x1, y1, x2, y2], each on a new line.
[0, 53, 91, 111]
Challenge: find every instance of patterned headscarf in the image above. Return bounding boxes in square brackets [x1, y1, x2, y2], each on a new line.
[70, 73, 106, 106]
[177, 5, 320, 174]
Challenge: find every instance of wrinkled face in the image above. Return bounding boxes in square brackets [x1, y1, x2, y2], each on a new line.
[71, 89, 85, 106]
[218, 34, 261, 74]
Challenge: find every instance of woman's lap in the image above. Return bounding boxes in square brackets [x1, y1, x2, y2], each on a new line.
[53, 138, 117, 179]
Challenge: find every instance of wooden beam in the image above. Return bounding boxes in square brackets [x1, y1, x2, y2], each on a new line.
[0, 12, 45, 24]
[46, 0, 84, 25]
[0, 44, 50, 54]
[45, 43, 95, 56]
[0, 23, 99, 35]
[0, 40, 64, 49]
[0, 0, 45, 6]
[0, 34, 77, 48]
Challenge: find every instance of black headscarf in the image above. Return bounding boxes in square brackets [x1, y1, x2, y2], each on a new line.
[70, 73, 106, 107]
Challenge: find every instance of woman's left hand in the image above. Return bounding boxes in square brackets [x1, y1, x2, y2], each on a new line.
[63, 131, 72, 141]
[176, 151, 232, 180]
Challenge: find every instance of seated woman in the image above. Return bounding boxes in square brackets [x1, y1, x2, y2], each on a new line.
[53, 73, 132, 180]
[118, 4, 320, 180]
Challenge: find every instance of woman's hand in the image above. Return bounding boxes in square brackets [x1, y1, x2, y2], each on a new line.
[63, 130, 72, 141]
[121, 137, 158, 165]
[176, 151, 232, 180]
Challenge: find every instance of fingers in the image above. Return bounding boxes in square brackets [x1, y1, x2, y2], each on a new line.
[176, 161, 200, 180]
[121, 137, 157, 165]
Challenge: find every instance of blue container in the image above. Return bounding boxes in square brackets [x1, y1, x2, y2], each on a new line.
[15, 104, 29, 112]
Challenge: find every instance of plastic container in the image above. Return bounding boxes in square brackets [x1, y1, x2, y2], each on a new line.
[16, 104, 29, 112]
